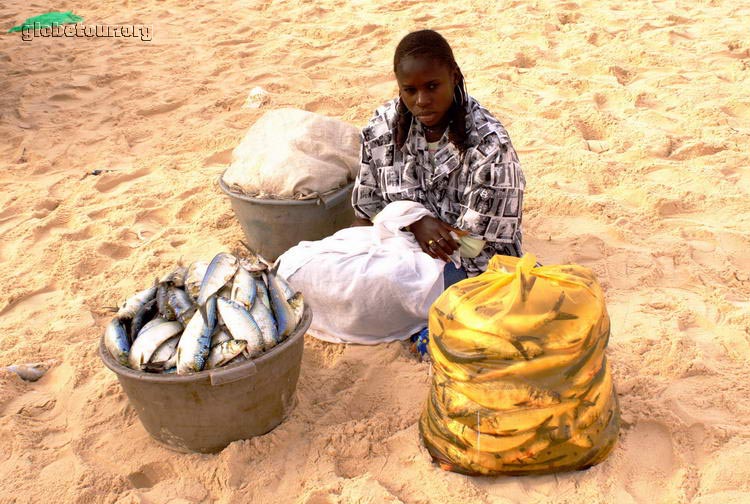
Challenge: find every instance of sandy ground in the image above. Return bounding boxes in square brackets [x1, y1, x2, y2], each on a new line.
[1, 0, 749, 502]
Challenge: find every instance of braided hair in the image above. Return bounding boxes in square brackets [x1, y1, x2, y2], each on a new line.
[393, 30, 471, 154]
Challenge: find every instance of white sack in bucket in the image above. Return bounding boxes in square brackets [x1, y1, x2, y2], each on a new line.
[277, 201, 457, 345]
[222, 108, 360, 199]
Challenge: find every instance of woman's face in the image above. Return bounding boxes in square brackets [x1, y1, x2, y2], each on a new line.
[395, 56, 457, 128]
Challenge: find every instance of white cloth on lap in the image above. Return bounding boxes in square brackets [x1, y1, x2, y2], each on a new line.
[277, 201, 456, 345]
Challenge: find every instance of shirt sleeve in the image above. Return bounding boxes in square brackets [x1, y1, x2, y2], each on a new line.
[456, 138, 525, 255]
[351, 129, 386, 220]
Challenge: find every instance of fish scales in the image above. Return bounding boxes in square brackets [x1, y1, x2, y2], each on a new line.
[167, 286, 196, 325]
[130, 298, 157, 343]
[116, 285, 157, 320]
[147, 336, 179, 370]
[217, 298, 264, 357]
[266, 270, 296, 340]
[128, 320, 183, 370]
[196, 253, 239, 309]
[230, 266, 257, 310]
[250, 297, 279, 348]
[176, 296, 217, 374]
[104, 318, 131, 366]
[206, 340, 247, 369]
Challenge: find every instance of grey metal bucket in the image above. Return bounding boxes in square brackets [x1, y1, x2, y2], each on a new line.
[218, 172, 355, 261]
[99, 306, 312, 454]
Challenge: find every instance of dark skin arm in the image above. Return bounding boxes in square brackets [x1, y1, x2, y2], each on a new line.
[409, 215, 465, 262]
[351, 216, 373, 227]
[352, 214, 465, 262]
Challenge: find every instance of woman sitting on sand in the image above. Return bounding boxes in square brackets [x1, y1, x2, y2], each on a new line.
[352, 29, 526, 286]
[278, 30, 527, 344]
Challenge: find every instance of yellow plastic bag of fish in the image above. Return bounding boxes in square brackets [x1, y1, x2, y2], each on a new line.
[419, 253, 620, 475]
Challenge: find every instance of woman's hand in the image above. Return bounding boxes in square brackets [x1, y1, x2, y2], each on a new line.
[409, 216, 464, 262]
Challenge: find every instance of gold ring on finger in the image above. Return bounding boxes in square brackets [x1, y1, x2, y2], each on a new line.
[427, 239, 436, 247]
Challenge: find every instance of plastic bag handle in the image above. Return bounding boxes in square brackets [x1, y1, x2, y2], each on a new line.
[209, 360, 257, 386]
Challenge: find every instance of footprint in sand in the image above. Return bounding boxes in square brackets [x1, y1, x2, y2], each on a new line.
[305, 96, 347, 115]
[557, 11, 582, 25]
[174, 186, 207, 221]
[698, 441, 750, 496]
[32, 206, 74, 243]
[508, 52, 537, 69]
[300, 56, 332, 70]
[94, 167, 152, 193]
[0, 286, 57, 319]
[48, 93, 78, 102]
[203, 148, 233, 167]
[176, 196, 201, 221]
[127, 461, 177, 490]
[610, 65, 635, 85]
[62, 222, 108, 242]
[301, 491, 337, 504]
[655, 197, 694, 217]
[34, 197, 61, 213]
[214, 37, 258, 47]
[573, 116, 609, 141]
[569, 235, 606, 263]
[97, 241, 133, 260]
[135, 99, 187, 117]
[619, 420, 678, 502]
[668, 140, 727, 160]
[668, 30, 695, 45]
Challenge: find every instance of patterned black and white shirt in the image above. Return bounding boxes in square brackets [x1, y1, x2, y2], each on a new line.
[352, 96, 526, 276]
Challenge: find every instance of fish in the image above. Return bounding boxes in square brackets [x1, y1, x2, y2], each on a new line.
[238, 245, 273, 272]
[104, 318, 131, 366]
[1, 360, 56, 382]
[500, 292, 566, 334]
[210, 330, 232, 348]
[225, 353, 248, 365]
[217, 285, 233, 300]
[275, 274, 295, 301]
[288, 292, 304, 329]
[217, 298, 264, 358]
[160, 265, 188, 287]
[230, 266, 257, 310]
[176, 297, 216, 374]
[156, 282, 176, 321]
[136, 316, 168, 339]
[185, 261, 209, 300]
[146, 336, 179, 371]
[163, 347, 179, 370]
[128, 319, 183, 370]
[116, 285, 157, 320]
[130, 298, 158, 343]
[254, 273, 271, 310]
[249, 296, 279, 349]
[266, 269, 296, 340]
[196, 253, 239, 311]
[206, 340, 247, 369]
[167, 286, 196, 325]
